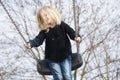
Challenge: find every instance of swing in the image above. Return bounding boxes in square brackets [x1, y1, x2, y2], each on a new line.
[37, 53, 83, 75]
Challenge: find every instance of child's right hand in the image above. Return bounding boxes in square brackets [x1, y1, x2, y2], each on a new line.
[25, 42, 31, 49]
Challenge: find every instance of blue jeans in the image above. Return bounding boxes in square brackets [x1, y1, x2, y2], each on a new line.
[48, 55, 72, 80]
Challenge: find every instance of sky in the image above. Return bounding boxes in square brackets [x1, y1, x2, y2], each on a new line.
[0, 0, 120, 80]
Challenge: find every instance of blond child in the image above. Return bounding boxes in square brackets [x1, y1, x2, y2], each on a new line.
[25, 6, 81, 80]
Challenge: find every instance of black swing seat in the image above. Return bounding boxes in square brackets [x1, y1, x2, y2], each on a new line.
[37, 53, 83, 75]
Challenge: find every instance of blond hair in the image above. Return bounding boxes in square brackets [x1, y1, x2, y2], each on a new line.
[37, 6, 62, 30]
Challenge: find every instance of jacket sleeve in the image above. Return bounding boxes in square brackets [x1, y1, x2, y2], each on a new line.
[29, 31, 45, 48]
[63, 21, 81, 40]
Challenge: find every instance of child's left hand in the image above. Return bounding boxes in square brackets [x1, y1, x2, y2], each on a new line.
[74, 37, 81, 43]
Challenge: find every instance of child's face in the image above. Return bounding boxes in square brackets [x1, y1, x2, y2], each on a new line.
[41, 11, 55, 26]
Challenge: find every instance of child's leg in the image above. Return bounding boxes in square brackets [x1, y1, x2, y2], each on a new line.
[48, 61, 63, 80]
[60, 55, 72, 80]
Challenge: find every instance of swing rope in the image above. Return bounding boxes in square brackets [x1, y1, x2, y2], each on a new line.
[72, 0, 80, 80]
[72, 0, 80, 52]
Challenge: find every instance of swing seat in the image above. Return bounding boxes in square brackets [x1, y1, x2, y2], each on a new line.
[37, 53, 83, 75]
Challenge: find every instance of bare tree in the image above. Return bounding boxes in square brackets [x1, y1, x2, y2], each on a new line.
[0, 0, 120, 80]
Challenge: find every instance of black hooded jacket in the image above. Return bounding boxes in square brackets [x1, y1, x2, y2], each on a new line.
[29, 21, 80, 62]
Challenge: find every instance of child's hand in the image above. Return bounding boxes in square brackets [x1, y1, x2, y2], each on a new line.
[25, 43, 31, 49]
[74, 37, 81, 43]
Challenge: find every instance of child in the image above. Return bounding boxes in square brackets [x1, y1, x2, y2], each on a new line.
[25, 6, 81, 80]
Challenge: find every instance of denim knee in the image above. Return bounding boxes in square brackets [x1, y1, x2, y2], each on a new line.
[61, 55, 72, 80]
[48, 61, 63, 80]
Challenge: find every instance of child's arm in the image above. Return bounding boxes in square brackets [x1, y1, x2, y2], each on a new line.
[25, 31, 45, 49]
[62, 22, 82, 42]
